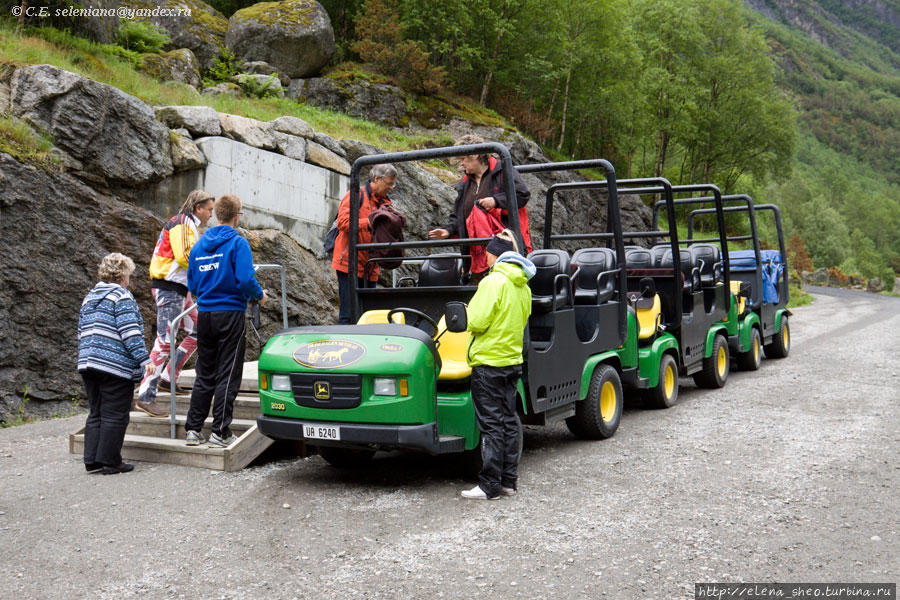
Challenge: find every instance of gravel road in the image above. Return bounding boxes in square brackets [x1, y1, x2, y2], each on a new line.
[1, 287, 897, 599]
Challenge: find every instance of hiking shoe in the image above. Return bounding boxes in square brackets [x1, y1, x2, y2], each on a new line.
[500, 486, 517, 497]
[460, 485, 499, 500]
[185, 430, 205, 446]
[208, 431, 237, 448]
[101, 463, 134, 475]
[157, 379, 186, 394]
[135, 401, 167, 418]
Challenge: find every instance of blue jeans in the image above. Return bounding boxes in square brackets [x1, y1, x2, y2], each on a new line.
[336, 271, 365, 324]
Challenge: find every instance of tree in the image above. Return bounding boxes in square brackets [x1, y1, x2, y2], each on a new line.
[352, 0, 445, 93]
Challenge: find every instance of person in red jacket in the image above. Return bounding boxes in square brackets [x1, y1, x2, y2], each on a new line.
[331, 164, 398, 324]
[428, 134, 531, 281]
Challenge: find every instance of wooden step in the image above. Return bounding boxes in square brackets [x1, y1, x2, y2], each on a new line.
[176, 361, 259, 393]
[126, 413, 256, 439]
[69, 425, 274, 471]
[151, 394, 261, 421]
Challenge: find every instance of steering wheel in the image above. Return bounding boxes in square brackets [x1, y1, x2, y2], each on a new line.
[387, 307, 439, 338]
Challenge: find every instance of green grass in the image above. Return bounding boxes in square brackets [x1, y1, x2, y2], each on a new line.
[0, 20, 454, 152]
[0, 114, 62, 171]
[788, 284, 814, 308]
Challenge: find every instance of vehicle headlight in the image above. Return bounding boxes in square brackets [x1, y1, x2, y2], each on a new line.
[373, 377, 397, 396]
[271, 374, 292, 392]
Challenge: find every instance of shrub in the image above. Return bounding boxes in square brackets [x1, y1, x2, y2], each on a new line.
[117, 19, 170, 54]
[351, 0, 444, 94]
[234, 74, 281, 99]
[203, 46, 240, 85]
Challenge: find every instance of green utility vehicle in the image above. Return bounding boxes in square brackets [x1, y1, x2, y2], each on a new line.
[687, 198, 791, 368]
[615, 181, 735, 408]
[255, 146, 632, 466]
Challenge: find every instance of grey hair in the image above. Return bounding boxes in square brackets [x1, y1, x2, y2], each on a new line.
[455, 133, 491, 166]
[369, 163, 398, 180]
[98, 252, 136, 284]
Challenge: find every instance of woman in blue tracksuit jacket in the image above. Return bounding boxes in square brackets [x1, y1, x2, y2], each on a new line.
[185, 194, 267, 447]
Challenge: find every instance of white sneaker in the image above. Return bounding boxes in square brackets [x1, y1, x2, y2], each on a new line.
[460, 485, 499, 500]
[500, 486, 517, 497]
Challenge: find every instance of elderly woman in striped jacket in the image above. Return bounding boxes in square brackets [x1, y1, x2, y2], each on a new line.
[77, 253, 155, 475]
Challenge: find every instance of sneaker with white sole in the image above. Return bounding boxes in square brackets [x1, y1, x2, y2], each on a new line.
[185, 430, 205, 446]
[208, 431, 237, 448]
[500, 486, 517, 497]
[460, 485, 499, 500]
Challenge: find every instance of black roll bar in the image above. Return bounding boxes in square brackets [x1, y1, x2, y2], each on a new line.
[347, 143, 522, 321]
[532, 159, 623, 343]
[585, 177, 682, 326]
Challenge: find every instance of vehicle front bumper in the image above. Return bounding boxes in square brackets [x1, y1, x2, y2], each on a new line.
[257, 414, 442, 454]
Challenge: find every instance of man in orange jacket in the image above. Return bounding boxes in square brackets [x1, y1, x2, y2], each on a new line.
[331, 164, 398, 324]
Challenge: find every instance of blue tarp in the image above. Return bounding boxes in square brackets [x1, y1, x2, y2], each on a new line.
[728, 250, 783, 304]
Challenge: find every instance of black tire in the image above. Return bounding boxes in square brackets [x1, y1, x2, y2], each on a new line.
[318, 446, 376, 468]
[764, 316, 790, 359]
[693, 334, 729, 389]
[737, 327, 762, 371]
[462, 413, 523, 476]
[565, 364, 622, 439]
[643, 353, 679, 409]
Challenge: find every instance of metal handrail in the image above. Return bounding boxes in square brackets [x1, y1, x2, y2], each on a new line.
[165, 262, 289, 438]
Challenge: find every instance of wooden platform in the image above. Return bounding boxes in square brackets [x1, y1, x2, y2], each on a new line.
[68, 362, 274, 471]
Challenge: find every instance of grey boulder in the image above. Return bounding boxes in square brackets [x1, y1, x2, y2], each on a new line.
[155, 105, 222, 137]
[121, 0, 228, 71]
[10, 65, 173, 185]
[288, 76, 407, 125]
[138, 48, 202, 89]
[226, 0, 335, 79]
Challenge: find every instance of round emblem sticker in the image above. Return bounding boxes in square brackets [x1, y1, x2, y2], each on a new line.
[293, 339, 366, 369]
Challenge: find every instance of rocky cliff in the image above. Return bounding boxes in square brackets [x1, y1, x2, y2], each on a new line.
[0, 64, 650, 423]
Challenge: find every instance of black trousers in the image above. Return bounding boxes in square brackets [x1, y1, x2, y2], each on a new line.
[471, 364, 522, 498]
[81, 369, 134, 467]
[186, 310, 246, 436]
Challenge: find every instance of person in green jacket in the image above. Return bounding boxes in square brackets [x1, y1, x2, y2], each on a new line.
[461, 229, 536, 500]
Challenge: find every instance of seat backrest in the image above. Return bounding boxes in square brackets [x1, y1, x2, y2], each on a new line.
[572, 247, 617, 304]
[690, 244, 720, 282]
[357, 310, 404, 325]
[418, 256, 462, 287]
[658, 248, 693, 274]
[527, 249, 571, 296]
[625, 248, 653, 269]
[436, 316, 472, 380]
[527, 249, 571, 313]
[650, 244, 671, 267]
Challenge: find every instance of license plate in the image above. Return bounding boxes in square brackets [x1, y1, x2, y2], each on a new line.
[302, 424, 340, 441]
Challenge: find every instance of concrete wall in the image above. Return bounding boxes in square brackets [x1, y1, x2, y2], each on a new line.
[192, 137, 348, 255]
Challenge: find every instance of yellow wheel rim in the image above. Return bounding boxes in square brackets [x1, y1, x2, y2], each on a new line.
[717, 345, 727, 376]
[783, 324, 790, 350]
[664, 363, 675, 398]
[600, 381, 616, 422]
[753, 336, 760, 363]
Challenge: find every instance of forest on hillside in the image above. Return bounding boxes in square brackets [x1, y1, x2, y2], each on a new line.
[205, 0, 900, 288]
[6, 0, 899, 286]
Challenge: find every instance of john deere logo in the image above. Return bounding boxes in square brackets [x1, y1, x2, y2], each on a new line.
[293, 339, 366, 369]
[314, 381, 331, 400]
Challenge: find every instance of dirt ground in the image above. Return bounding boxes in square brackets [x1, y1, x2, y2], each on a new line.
[1, 286, 897, 599]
